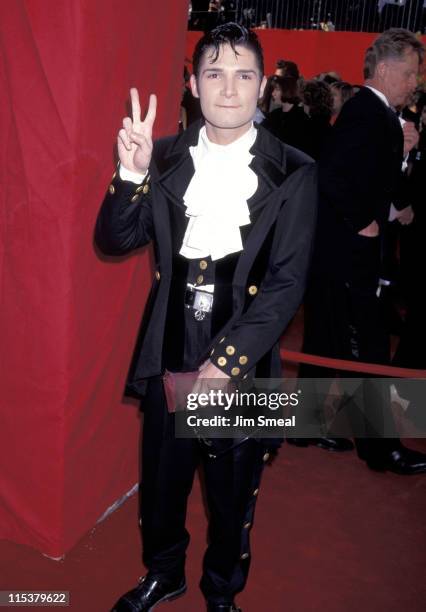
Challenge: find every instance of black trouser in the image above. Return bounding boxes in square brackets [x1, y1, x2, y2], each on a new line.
[140, 378, 267, 604]
[299, 274, 399, 458]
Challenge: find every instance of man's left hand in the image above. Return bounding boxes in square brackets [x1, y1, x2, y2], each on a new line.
[192, 360, 230, 396]
[402, 122, 419, 156]
[198, 360, 230, 379]
[394, 205, 414, 226]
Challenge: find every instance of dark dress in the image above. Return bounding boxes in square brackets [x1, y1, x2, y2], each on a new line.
[262, 104, 311, 155]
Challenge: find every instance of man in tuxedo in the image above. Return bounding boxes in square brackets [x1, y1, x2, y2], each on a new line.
[96, 23, 316, 612]
[301, 28, 426, 473]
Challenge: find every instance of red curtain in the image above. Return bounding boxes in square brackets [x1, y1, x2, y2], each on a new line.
[186, 30, 426, 84]
[0, 0, 188, 557]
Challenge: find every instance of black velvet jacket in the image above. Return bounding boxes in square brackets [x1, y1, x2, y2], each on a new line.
[95, 122, 317, 396]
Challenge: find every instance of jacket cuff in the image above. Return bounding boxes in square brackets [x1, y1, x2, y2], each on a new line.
[106, 167, 151, 203]
[210, 336, 250, 379]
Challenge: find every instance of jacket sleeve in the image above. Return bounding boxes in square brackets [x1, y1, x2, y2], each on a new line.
[318, 109, 388, 233]
[211, 163, 317, 378]
[94, 169, 154, 256]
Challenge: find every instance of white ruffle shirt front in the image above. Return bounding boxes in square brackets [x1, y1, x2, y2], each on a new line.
[179, 124, 258, 261]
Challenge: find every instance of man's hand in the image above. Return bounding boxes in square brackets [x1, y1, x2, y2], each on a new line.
[402, 121, 419, 156]
[197, 360, 230, 380]
[118, 88, 157, 174]
[358, 220, 379, 237]
[191, 360, 230, 396]
[394, 205, 414, 226]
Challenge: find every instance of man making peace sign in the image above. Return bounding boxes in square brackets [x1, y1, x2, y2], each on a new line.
[96, 23, 317, 612]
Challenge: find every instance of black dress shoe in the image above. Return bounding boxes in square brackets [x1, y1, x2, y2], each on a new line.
[207, 604, 241, 612]
[366, 445, 426, 475]
[287, 437, 354, 452]
[111, 573, 186, 611]
[315, 437, 354, 452]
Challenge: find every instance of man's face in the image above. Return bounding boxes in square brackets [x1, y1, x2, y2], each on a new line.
[190, 44, 266, 141]
[378, 49, 419, 107]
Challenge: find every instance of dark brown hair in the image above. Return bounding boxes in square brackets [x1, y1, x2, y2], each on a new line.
[301, 80, 333, 120]
[331, 81, 354, 106]
[193, 22, 264, 77]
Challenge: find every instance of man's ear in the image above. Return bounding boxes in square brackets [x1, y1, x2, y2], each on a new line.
[190, 74, 200, 99]
[376, 60, 387, 80]
[258, 75, 267, 99]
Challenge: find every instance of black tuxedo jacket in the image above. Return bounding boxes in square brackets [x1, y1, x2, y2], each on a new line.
[95, 122, 317, 396]
[314, 86, 404, 282]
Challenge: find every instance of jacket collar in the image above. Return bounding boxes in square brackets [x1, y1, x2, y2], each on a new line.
[157, 120, 288, 211]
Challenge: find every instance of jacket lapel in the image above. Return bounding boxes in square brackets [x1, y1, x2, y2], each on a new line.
[155, 121, 201, 208]
[231, 125, 289, 287]
[247, 124, 288, 213]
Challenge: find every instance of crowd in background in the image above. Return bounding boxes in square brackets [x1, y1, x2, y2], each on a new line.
[188, 1, 426, 34]
[180, 49, 426, 429]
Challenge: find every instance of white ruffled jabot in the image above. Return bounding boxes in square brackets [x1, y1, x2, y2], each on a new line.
[179, 124, 258, 261]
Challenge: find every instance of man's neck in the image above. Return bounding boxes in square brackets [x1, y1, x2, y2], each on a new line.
[364, 79, 389, 106]
[204, 121, 253, 145]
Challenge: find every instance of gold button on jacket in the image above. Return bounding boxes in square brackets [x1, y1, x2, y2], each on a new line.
[155, 271, 161, 280]
[248, 285, 258, 296]
[225, 345, 235, 356]
[199, 260, 208, 270]
[239, 355, 248, 365]
[217, 356, 227, 367]
[231, 367, 240, 376]
[108, 184, 115, 195]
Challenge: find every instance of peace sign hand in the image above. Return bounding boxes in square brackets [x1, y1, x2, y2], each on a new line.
[118, 88, 157, 175]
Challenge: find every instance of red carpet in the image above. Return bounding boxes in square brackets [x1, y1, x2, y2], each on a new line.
[1, 439, 425, 612]
[1, 312, 425, 610]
